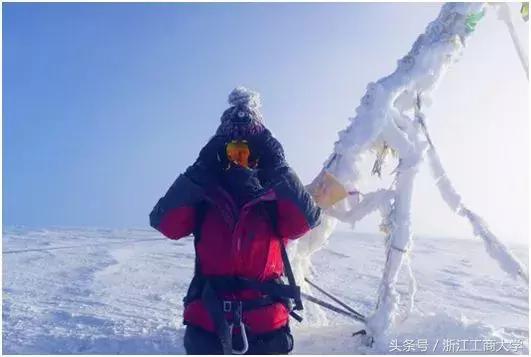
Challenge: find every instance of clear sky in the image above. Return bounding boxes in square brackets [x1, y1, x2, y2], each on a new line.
[3, 2, 529, 243]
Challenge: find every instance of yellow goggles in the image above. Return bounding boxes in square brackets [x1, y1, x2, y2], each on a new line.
[226, 140, 251, 168]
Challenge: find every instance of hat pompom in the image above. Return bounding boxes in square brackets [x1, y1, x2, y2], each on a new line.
[228, 86, 261, 110]
[217, 86, 266, 139]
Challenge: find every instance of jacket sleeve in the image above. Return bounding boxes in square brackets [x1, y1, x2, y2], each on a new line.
[270, 166, 321, 240]
[149, 173, 204, 240]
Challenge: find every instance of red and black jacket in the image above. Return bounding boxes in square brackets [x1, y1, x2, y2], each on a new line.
[150, 164, 321, 334]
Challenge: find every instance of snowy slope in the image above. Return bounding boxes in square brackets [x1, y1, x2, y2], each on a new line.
[2, 228, 528, 354]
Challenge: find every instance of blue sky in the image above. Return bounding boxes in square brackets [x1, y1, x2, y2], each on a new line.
[3, 3, 528, 243]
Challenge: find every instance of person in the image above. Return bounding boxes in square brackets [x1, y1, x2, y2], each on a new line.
[149, 87, 321, 354]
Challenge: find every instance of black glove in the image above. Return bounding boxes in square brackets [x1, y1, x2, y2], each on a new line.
[185, 135, 227, 188]
[249, 129, 288, 185]
[197, 134, 227, 169]
[221, 165, 264, 206]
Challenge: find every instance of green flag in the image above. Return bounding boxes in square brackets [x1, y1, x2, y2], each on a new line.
[465, 9, 486, 32]
[521, 2, 529, 22]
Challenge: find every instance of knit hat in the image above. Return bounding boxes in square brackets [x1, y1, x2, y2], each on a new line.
[216, 86, 266, 140]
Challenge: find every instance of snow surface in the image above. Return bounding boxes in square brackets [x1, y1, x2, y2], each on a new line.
[2, 228, 528, 354]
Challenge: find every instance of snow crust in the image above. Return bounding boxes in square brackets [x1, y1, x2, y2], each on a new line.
[3, 228, 528, 354]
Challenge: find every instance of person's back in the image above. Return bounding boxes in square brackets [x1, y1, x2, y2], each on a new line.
[149, 87, 321, 354]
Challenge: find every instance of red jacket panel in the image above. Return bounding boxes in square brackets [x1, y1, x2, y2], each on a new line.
[150, 166, 321, 334]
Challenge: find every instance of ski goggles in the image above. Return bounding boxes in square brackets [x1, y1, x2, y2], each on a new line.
[226, 140, 251, 168]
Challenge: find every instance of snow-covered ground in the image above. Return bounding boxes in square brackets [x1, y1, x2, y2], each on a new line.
[2, 228, 528, 354]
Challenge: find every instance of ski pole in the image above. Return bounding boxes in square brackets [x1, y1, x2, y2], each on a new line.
[304, 277, 366, 321]
[301, 292, 366, 323]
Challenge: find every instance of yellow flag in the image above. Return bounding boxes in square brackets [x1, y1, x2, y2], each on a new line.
[307, 171, 348, 209]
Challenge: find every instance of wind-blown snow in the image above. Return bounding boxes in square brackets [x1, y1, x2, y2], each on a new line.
[2, 228, 528, 354]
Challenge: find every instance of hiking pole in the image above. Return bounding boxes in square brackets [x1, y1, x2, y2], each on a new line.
[304, 277, 366, 321]
[301, 292, 366, 323]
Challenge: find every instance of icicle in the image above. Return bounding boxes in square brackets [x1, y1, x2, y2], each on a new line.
[427, 146, 463, 212]
[327, 189, 394, 226]
[367, 149, 422, 336]
[420, 113, 528, 283]
[459, 207, 529, 283]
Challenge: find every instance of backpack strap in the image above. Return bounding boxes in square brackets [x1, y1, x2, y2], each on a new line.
[264, 202, 304, 321]
[279, 239, 303, 312]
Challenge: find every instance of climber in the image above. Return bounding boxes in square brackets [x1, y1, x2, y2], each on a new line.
[149, 87, 321, 354]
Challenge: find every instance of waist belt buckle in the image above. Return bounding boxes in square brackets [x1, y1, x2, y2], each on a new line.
[223, 300, 232, 313]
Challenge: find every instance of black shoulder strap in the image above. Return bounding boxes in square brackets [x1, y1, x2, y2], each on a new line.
[264, 202, 304, 314]
[279, 239, 303, 312]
